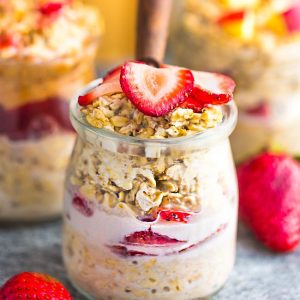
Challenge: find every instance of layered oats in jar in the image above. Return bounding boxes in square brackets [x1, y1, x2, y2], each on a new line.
[170, 0, 300, 162]
[63, 61, 238, 299]
[0, 0, 101, 221]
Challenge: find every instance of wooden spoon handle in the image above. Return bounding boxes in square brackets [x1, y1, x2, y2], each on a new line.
[136, 0, 172, 63]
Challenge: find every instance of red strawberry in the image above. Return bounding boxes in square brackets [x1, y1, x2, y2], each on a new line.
[217, 10, 245, 25]
[124, 229, 183, 245]
[238, 152, 300, 252]
[38, 2, 64, 15]
[103, 65, 122, 83]
[179, 89, 207, 112]
[0, 33, 18, 49]
[110, 245, 150, 257]
[282, 3, 300, 33]
[245, 102, 270, 117]
[78, 79, 122, 106]
[180, 71, 235, 112]
[120, 62, 194, 117]
[0, 272, 72, 300]
[158, 209, 193, 223]
[72, 195, 94, 217]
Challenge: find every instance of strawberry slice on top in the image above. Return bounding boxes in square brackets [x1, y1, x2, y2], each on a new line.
[180, 71, 235, 112]
[103, 64, 122, 83]
[78, 79, 122, 106]
[120, 62, 194, 117]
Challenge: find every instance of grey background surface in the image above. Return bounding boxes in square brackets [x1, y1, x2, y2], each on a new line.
[0, 221, 299, 300]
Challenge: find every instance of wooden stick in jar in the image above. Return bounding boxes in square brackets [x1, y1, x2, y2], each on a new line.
[136, 0, 172, 64]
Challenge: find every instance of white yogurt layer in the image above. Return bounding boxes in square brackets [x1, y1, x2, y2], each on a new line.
[65, 189, 235, 256]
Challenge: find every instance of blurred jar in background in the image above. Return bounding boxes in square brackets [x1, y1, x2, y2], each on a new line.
[81, 0, 137, 67]
[0, 0, 101, 221]
[170, 0, 300, 163]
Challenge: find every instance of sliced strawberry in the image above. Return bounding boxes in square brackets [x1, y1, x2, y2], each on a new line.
[72, 195, 94, 217]
[78, 79, 122, 106]
[245, 102, 270, 117]
[103, 65, 122, 83]
[282, 3, 300, 33]
[0, 33, 18, 49]
[120, 62, 194, 117]
[217, 10, 245, 25]
[180, 71, 235, 112]
[38, 2, 64, 15]
[158, 209, 193, 223]
[110, 245, 150, 256]
[124, 229, 183, 245]
[179, 91, 206, 112]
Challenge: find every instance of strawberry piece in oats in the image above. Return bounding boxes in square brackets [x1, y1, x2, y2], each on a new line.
[159, 209, 193, 223]
[124, 229, 183, 245]
[72, 195, 94, 217]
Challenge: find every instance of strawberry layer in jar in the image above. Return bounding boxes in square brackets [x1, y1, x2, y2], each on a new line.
[0, 0, 101, 221]
[63, 62, 238, 299]
[170, 0, 300, 163]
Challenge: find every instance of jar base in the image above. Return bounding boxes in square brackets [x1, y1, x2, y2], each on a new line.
[68, 276, 224, 300]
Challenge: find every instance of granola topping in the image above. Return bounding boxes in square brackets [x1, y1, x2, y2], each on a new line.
[0, 0, 102, 61]
[81, 93, 223, 139]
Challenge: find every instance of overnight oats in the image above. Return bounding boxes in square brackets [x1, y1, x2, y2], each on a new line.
[170, 0, 300, 162]
[0, 0, 100, 221]
[63, 61, 238, 299]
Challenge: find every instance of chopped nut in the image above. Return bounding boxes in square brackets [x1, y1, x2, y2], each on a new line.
[111, 116, 129, 127]
[158, 180, 178, 192]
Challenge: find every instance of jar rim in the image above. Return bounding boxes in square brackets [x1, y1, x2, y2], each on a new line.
[70, 79, 238, 147]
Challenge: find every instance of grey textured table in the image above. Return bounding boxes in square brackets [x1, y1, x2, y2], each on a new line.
[0, 220, 299, 300]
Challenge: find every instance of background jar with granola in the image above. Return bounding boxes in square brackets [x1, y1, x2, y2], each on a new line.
[0, 0, 101, 221]
[169, 0, 300, 162]
[63, 73, 238, 300]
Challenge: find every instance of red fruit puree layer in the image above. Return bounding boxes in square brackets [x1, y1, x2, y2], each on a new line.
[0, 97, 73, 140]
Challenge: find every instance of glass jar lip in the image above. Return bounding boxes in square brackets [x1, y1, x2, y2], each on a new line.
[70, 79, 238, 146]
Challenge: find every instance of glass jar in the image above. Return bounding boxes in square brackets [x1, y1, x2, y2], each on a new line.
[170, 0, 300, 163]
[0, 1, 100, 221]
[63, 81, 238, 300]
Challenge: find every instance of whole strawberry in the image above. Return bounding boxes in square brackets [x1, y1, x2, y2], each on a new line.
[238, 152, 300, 252]
[0, 272, 72, 300]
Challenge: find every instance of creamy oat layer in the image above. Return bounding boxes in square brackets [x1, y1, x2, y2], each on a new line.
[82, 93, 223, 138]
[0, 0, 102, 61]
[0, 133, 75, 221]
[64, 219, 237, 300]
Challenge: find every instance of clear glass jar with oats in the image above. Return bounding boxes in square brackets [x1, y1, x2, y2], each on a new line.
[170, 0, 300, 163]
[0, 0, 101, 221]
[63, 61, 238, 299]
